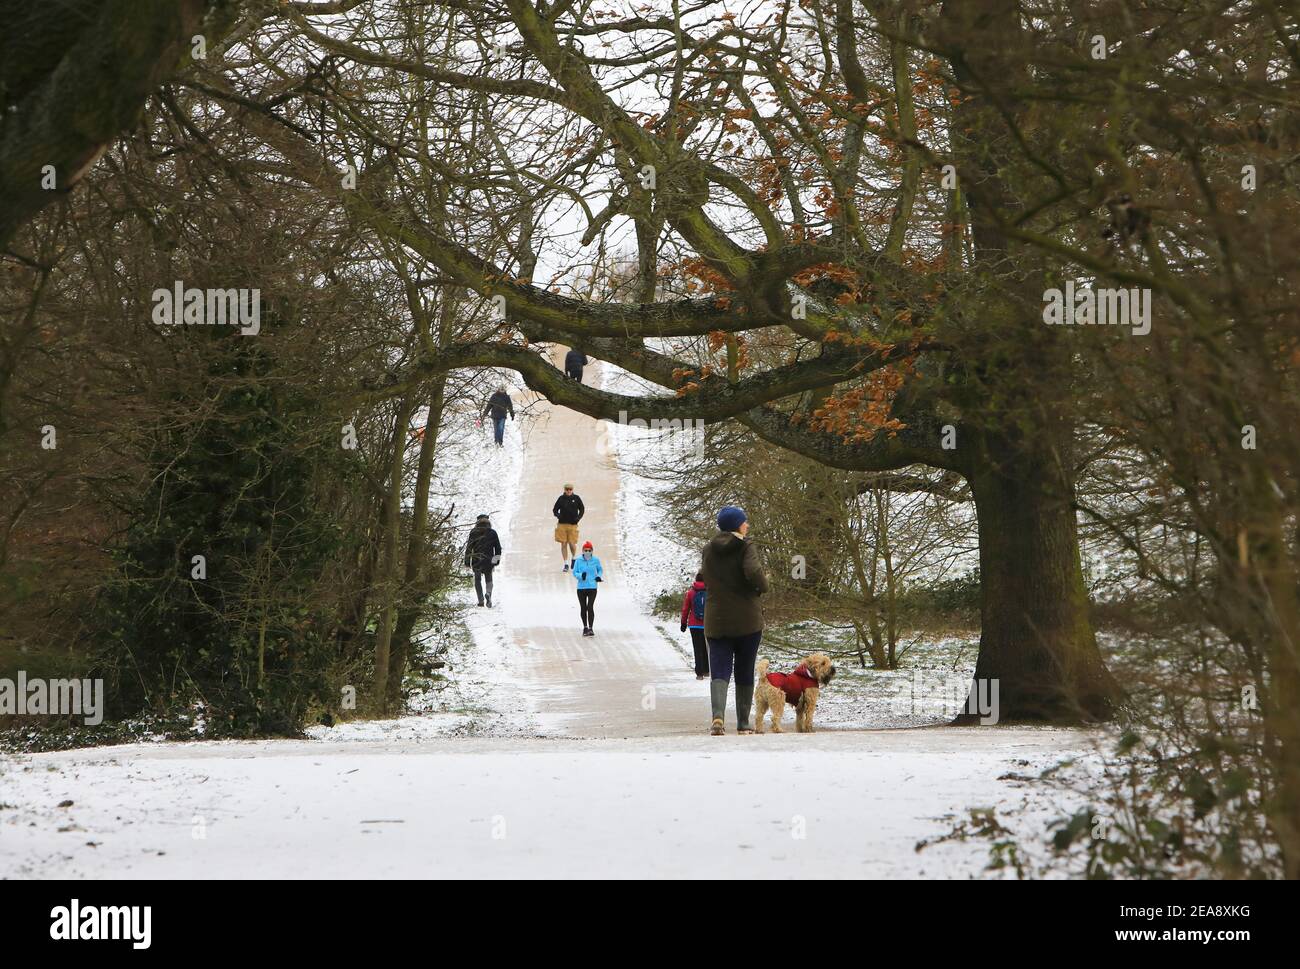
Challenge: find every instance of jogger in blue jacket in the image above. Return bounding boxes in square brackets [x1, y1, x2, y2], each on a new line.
[572, 541, 604, 636]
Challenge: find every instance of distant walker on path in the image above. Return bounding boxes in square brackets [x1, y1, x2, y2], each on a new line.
[564, 348, 589, 382]
[482, 386, 514, 447]
[679, 572, 710, 680]
[464, 514, 503, 607]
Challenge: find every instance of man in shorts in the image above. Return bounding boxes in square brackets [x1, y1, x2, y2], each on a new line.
[552, 483, 585, 571]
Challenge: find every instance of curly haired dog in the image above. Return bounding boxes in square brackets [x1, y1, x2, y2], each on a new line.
[753, 653, 836, 733]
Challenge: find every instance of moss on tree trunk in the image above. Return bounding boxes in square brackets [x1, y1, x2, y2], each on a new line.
[962, 436, 1120, 722]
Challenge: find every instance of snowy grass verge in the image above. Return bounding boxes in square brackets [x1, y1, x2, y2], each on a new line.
[307, 402, 533, 742]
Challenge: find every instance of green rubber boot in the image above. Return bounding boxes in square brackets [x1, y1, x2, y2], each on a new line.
[710, 679, 729, 723]
[736, 683, 754, 733]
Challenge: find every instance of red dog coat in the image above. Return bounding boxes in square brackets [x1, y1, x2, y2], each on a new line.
[766, 663, 819, 706]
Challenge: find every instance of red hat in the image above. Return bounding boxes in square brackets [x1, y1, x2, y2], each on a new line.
[582, 541, 594, 550]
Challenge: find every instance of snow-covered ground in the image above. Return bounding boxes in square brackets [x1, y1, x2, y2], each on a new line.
[0, 729, 1096, 879]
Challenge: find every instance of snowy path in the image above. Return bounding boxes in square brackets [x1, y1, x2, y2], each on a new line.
[0, 353, 1101, 878]
[497, 357, 703, 737]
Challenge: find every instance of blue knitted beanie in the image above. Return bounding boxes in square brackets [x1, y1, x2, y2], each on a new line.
[717, 505, 748, 532]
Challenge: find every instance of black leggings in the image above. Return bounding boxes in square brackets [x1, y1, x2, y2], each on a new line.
[689, 628, 709, 676]
[577, 588, 597, 628]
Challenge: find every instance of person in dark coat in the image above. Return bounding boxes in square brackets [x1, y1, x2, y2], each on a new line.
[679, 572, 709, 679]
[482, 386, 514, 446]
[564, 348, 589, 382]
[700, 505, 768, 734]
[552, 483, 585, 570]
[464, 514, 503, 607]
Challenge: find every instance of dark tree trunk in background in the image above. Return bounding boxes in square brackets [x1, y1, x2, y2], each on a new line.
[372, 394, 413, 713]
[964, 433, 1120, 721]
[388, 376, 448, 706]
[337, 535, 379, 664]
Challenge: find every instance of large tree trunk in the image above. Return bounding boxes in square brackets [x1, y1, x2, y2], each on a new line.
[964, 437, 1120, 722]
[933, 0, 1120, 724]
